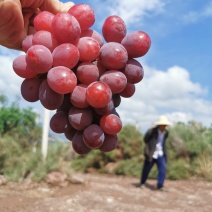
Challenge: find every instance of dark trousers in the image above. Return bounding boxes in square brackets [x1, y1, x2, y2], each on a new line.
[140, 155, 166, 188]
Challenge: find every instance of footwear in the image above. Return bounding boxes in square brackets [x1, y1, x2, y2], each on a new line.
[157, 187, 168, 192]
[139, 184, 146, 189]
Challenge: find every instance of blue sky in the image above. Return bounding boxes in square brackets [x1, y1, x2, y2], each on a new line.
[0, 0, 212, 133]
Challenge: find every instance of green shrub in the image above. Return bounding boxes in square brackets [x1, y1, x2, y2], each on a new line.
[0, 136, 71, 182]
[114, 157, 142, 177]
[166, 159, 190, 180]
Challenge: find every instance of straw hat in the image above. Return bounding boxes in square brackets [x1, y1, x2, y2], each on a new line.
[155, 115, 170, 126]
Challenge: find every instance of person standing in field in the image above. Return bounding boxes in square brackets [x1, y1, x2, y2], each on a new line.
[140, 115, 171, 191]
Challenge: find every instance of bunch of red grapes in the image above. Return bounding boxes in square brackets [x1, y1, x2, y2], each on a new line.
[12, 4, 151, 154]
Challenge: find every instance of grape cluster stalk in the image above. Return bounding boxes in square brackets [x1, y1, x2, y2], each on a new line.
[12, 3, 151, 154]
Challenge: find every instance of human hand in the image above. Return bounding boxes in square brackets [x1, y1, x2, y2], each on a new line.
[0, 0, 74, 50]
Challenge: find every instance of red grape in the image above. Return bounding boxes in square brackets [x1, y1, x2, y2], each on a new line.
[102, 15, 126, 43]
[39, 79, 64, 110]
[13, 55, 37, 78]
[21, 77, 43, 102]
[83, 124, 105, 149]
[76, 62, 99, 85]
[52, 12, 81, 45]
[64, 125, 77, 141]
[86, 81, 112, 108]
[99, 42, 128, 70]
[77, 37, 100, 62]
[50, 111, 69, 133]
[26, 45, 53, 74]
[22, 35, 33, 52]
[72, 131, 91, 154]
[121, 59, 144, 84]
[70, 84, 89, 108]
[121, 31, 151, 58]
[100, 70, 127, 94]
[94, 100, 115, 115]
[68, 4, 95, 30]
[68, 106, 93, 130]
[100, 114, 122, 135]
[32, 30, 58, 52]
[33, 11, 54, 32]
[81, 29, 104, 47]
[52, 43, 80, 69]
[119, 83, 135, 98]
[47, 66, 77, 94]
[99, 134, 118, 152]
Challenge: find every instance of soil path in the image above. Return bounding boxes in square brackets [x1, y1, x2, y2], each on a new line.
[0, 173, 212, 212]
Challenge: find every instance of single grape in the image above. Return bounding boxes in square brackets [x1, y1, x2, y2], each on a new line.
[32, 30, 58, 52]
[119, 83, 135, 98]
[99, 42, 128, 70]
[68, 106, 93, 130]
[13, 55, 37, 78]
[76, 62, 99, 85]
[50, 111, 69, 133]
[68, 4, 95, 30]
[52, 12, 81, 45]
[99, 70, 127, 94]
[72, 131, 91, 154]
[94, 100, 115, 115]
[121, 59, 144, 84]
[64, 124, 77, 141]
[83, 124, 105, 149]
[100, 114, 122, 135]
[52, 43, 80, 69]
[70, 84, 89, 108]
[121, 31, 151, 58]
[77, 37, 100, 62]
[22, 35, 33, 52]
[99, 134, 118, 152]
[39, 79, 64, 110]
[33, 11, 54, 32]
[102, 15, 126, 43]
[47, 66, 77, 94]
[86, 81, 112, 108]
[81, 29, 104, 47]
[26, 45, 53, 73]
[21, 77, 43, 102]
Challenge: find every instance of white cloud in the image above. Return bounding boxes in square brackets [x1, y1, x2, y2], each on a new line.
[91, 0, 166, 29]
[117, 63, 212, 132]
[182, 1, 212, 24]
[107, 0, 166, 26]
[0, 49, 23, 100]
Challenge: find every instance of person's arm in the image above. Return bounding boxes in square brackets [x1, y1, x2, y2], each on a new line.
[144, 128, 153, 143]
[0, 0, 74, 50]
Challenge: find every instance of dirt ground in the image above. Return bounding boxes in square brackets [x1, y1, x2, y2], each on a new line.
[0, 173, 212, 212]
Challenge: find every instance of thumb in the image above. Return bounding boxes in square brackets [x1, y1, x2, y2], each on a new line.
[40, 0, 75, 14]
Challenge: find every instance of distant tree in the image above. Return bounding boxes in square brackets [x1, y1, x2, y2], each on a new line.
[0, 94, 41, 147]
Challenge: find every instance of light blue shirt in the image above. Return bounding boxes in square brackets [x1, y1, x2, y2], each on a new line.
[152, 130, 165, 159]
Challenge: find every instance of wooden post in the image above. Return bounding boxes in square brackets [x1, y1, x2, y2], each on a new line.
[41, 108, 50, 161]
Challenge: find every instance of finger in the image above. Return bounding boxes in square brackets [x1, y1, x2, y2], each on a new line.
[0, 0, 26, 50]
[40, 0, 75, 14]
